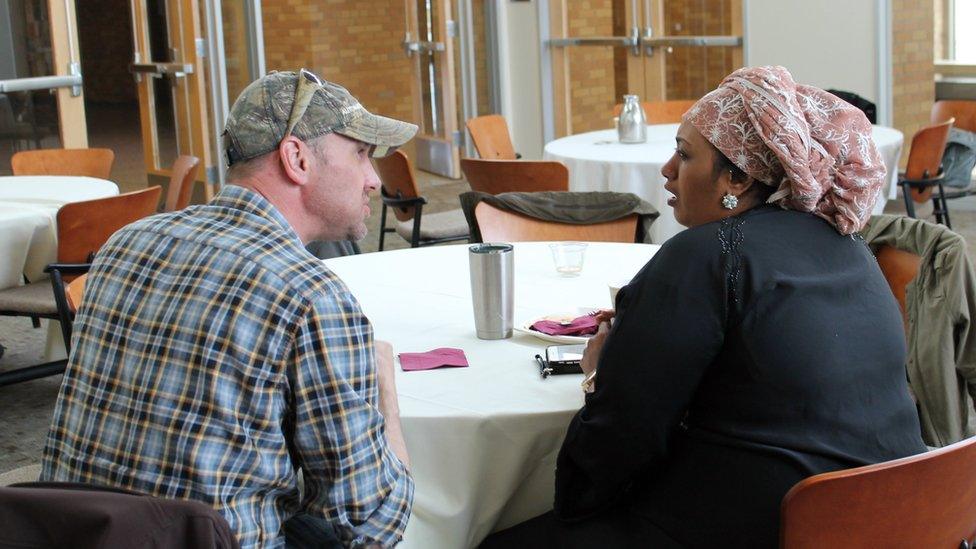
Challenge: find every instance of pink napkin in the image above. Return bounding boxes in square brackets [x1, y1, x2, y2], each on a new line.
[398, 348, 469, 371]
[530, 315, 599, 336]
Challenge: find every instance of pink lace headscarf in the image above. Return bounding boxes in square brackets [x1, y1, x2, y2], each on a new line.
[683, 66, 885, 235]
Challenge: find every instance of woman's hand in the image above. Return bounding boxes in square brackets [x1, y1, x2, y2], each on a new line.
[581, 320, 610, 377]
[592, 309, 615, 325]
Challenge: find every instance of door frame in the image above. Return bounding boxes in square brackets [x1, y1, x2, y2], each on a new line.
[0, 0, 87, 149]
[129, 0, 214, 198]
[540, 0, 745, 141]
[406, 0, 462, 179]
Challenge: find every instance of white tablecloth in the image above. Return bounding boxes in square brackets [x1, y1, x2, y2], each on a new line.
[544, 124, 904, 243]
[325, 242, 660, 549]
[0, 176, 119, 358]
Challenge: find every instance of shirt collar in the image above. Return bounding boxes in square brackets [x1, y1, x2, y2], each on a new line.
[211, 184, 303, 243]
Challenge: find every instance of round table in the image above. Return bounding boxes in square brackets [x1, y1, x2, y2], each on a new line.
[0, 176, 120, 286]
[544, 124, 904, 243]
[325, 242, 660, 549]
[0, 175, 119, 358]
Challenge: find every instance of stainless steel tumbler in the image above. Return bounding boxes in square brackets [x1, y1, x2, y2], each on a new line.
[469, 243, 514, 340]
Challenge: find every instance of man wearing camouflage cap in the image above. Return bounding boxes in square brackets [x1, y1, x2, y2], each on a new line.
[41, 69, 416, 548]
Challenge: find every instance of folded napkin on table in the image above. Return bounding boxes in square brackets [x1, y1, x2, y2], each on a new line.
[530, 315, 598, 336]
[398, 347, 469, 371]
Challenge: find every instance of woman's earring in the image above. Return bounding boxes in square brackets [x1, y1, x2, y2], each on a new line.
[721, 193, 738, 210]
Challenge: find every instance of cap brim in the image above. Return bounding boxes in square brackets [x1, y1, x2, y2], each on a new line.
[337, 110, 419, 158]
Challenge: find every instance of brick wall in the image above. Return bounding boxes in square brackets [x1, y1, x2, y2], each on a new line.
[261, 0, 414, 124]
[221, 0, 250, 102]
[567, 0, 616, 134]
[891, 0, 935, 168]
[663, 0, 735, 100]
[472, 0, 492, 116]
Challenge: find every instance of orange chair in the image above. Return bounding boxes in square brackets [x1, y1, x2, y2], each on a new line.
[373, 151, 469, 250]
[460, 158, 568, 195]
[899, 119, 954, 227]
[465, 114, 520, 160]
[0, 186, 162, 387]
[874, 244, 921, 333]
[162, 155, 201, 212]
[932, 100, 976, 132]
[930, 101, 976, 205]
[612, 99, 697, 125]
[474, 201, 638, 243]
[780, 437, 976, 548]
[11, 148, 115, 179]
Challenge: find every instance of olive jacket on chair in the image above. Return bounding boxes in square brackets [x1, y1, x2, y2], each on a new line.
[862, 215, 976, 446]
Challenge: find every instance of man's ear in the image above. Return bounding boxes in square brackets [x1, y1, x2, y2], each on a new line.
[278, 136, 312, 186]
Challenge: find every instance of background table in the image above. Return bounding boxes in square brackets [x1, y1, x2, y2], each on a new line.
[0, 176, 119, 358]
[544, 124, 903, 243]
[325, 242, 659, 549]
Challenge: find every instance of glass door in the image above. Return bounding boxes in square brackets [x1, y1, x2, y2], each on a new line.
[547, 0, 743, 137]
[129, 0, 214, 199]
[405, 0, 462, 178]
[0, 0, 87, 174]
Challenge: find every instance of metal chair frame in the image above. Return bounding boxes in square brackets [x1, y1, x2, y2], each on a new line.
[378, 187, 468, 250]
[0, 263, 89, 387]
[901, 167, 952, 229]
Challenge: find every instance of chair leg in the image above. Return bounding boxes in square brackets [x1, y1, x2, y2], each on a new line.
[901, 182, 917, 219]
[30, 315, 40, 329]
[940, 184, 952, 229]
[0, 359, 68, 387]
[411, 207, 423, 248]
[378, 203, 388, 251]
[50, 270, 73, 355]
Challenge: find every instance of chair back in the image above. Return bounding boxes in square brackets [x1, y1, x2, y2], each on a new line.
[474, 201, 638, 243]
[65, 273, 88, 313]
[56, 186, 162, 264]
[612, 99, 697, 124]
[0, 482, 240, 548]
[11, 148, 115, 179]
[874, 244, 921, 331]
[163, 155, 201, 212]
[932, 100, 976, 133]
[461, 158, 569, 194]
[373, 150, 421, 222]
[466, 114, 518, 159]
[780, 437, 976, 548]
[905, 119, 954, 203]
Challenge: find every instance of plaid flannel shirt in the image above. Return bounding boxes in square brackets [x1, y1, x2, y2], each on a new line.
[41, 185, 413, 548]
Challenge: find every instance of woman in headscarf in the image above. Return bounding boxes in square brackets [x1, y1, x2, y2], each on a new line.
[481, 66, 927, 548]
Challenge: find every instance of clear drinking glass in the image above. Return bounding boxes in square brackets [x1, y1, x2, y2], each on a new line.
[549, 242, 588, 277]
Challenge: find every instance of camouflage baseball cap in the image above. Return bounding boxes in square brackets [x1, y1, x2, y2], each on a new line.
[223, 69, 418, 166]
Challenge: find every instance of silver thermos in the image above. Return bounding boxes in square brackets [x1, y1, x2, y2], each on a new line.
[617, 94, 647, 144]
[468, 243, 514, 340]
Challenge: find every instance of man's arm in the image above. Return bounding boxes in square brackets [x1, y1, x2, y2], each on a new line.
[287, 292, 413, 547]
[374, 340, 410, 469]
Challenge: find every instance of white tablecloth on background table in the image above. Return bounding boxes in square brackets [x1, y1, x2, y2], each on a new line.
[325, 242, 660, 549]
[0, 176, 119, 358]
[544, 124, 904, 243]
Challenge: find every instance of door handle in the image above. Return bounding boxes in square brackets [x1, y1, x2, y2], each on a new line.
[129, 62, 194, 78]
[640, 32, 742, 56]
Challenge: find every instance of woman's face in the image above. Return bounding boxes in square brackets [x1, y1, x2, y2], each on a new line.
[661, 121, 731, 228]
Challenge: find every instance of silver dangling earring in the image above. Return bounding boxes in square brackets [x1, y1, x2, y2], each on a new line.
[721, 192, 738, 210]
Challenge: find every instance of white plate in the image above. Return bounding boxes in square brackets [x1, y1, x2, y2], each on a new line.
[515, 310, 597, 344]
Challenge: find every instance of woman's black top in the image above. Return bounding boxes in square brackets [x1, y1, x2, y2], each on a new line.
[554, 205, 928, 548]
